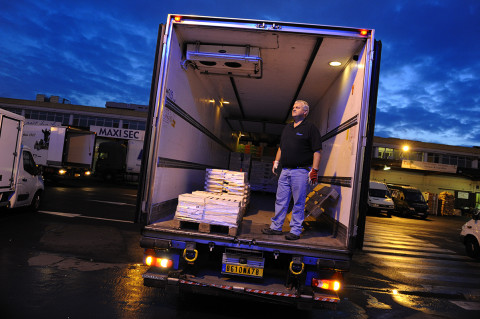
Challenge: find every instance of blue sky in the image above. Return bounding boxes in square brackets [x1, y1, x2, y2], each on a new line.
[1, 0, 479, 147]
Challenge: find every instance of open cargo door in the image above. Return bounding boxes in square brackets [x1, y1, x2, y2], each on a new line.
[136, 24, 166, 224]
[0, 113, 22, 189]
[354, 40, 383, 250]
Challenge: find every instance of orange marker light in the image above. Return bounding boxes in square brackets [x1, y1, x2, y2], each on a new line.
[145, 256, 153, 266]
[312, 278, 342, 291]
[360, 29, 368, 36]
[174, 16, 182, 22]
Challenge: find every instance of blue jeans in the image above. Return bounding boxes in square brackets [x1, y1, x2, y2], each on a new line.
[270, 168, 309, 236]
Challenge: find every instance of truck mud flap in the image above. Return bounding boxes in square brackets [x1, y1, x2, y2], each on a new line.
[142, 270, 340, 308]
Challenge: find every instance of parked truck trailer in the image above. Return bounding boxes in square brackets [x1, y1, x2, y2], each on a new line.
[136, 15, 381, 308]
[95, 139, 143, 181]
[22, 125, 96, 179]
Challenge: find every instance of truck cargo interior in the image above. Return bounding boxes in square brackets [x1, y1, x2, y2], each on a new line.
[143, 19, 372, 253]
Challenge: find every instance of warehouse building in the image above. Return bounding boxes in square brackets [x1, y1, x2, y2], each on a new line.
[0, 95, 147, 131]
[370, 136, 480, 213]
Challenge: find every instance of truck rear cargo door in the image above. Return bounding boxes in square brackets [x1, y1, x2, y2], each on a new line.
[355, 39, 382, 250]
[136, 24, 166, 224]
[0, 115, 22, 189]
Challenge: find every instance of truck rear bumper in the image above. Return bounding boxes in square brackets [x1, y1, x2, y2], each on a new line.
[143, 270, 340, 308]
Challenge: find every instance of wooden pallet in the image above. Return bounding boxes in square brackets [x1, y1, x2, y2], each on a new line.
[173, 219, 240, 236]
[305, 185, 339, 219]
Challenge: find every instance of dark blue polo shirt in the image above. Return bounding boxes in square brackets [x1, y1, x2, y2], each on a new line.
[279, 120, 322, 168]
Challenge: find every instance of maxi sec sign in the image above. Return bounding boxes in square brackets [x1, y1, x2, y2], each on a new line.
[90, 125, 145, 141]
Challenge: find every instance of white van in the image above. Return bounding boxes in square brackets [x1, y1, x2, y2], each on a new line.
[8, 145, 45, 210]
[368, 181, 395, 217]
[461, 209, 480, 259]
[1, 108, 44, 211]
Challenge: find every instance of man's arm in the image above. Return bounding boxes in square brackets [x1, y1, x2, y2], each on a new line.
[312, 151, 321, 170]
[272, 148, 281, 175]
[309, 151, 321, 185]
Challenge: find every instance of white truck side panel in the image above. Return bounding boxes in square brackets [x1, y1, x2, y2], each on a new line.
[149, 28, 231, 205]
[157, 108, 229, 167]
[126, 139, 143, 174]
[166, 31, 232, 141]
[22, 125, 51, 166]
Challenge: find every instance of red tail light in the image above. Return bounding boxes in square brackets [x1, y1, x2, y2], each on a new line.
[312, 278, 341, 291]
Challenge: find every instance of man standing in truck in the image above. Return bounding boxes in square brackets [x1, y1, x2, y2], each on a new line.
[262, 100, 322, 240]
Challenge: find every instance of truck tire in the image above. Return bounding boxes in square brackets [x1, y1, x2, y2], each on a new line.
[30, 191, 42, 212]
[465, 236, 480, 259]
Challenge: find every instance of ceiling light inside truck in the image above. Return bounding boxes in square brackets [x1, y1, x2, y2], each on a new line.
[186, 43, 262, 78]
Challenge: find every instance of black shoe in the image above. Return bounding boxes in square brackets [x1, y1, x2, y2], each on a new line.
[262, 228, 283, 235]
[285, 233, 300, 240]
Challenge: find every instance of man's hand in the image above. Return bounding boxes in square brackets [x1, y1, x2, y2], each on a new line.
[309, 168, 318, 185]
[272, 161, 280, 175]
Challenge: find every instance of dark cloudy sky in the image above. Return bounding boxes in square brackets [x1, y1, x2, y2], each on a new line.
[1, 0, 479, 147]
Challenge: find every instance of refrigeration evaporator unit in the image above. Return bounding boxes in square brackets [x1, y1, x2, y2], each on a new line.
[185, 43, 262, 78]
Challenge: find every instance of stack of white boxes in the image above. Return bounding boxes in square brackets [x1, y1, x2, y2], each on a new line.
[205, 169, 250, 199]
[173, 169, 250, 229]
[175, 193, 206, 222]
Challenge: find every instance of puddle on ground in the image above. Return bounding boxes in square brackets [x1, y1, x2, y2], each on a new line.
[28, 252, 124, 271]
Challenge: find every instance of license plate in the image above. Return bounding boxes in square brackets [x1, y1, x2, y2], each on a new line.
[222, 264, 263, 278]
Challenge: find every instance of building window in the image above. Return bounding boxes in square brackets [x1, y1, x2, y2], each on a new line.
[405, 151, 423, 161]
[449, 156, 458, 166]
[427, 153, 441, 163]
[0, 106, 23, 115]
[122, 119, 146, 130]
[56, 114, 69, 125]
[377, 147, 394, 159]
[73, 115, 119, 129]
[441, 155, 450, 165]
[393, 149, 402, 160]
[466, 158, 472, 168]
[24, 109, 70, 125]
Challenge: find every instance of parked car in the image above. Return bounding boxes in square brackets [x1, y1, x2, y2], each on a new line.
[461, 208, 480, 259]
[367, 181, 395, 217]
[387, 185, 429, 219]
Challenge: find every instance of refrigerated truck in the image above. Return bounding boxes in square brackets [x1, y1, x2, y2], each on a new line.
[22, 125, 96, 179]
[1, 108, 44, 210]
[95, 139, 143, 181]
[136, 15, 381, 308]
